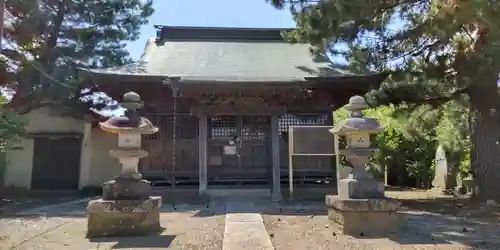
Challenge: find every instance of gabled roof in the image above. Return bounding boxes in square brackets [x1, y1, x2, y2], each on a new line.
[79, 26, 385, 83]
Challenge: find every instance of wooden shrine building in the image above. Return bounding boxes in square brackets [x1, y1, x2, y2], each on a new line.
[78, 26, 387, 200]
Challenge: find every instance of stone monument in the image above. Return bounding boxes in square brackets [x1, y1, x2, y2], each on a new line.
[86, 92, 162, 238]
[432, 145, 449, 191]
[325, 95, 401, 237]
[462, 173, 477, 196]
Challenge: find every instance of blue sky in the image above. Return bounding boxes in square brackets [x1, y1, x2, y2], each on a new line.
[126, 0, 295, 60]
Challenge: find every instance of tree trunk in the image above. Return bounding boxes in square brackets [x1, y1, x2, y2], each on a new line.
[6, 1, 68, 115]
[469, 82, 500, 201]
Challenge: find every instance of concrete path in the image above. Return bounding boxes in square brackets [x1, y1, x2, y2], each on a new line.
[223, 200, 274, 250]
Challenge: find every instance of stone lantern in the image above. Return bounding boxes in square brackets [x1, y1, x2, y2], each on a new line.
[86, 92, 162, 238]
[326, 95, 401, 237]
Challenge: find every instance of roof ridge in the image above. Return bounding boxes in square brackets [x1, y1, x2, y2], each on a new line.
[153, 25, 296, 32]
[155, 25, 295, 41]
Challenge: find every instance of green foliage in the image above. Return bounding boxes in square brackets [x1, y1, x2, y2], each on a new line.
[334, 103, 469, 187]
[268, 0, 481, 190]
[0, 0, 153, 181]
[0, 96, 26, 183]
[0, 95, 25, 146]
[0, 108, 26, 145]
[3, 0, 154, 113]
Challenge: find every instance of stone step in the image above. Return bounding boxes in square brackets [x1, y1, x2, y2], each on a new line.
[223, 200, 274, 250]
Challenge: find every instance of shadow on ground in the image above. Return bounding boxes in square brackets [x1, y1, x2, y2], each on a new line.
[258, 197, 499, 248]
[257, 201, 328, 216]
[0, 188, 90, 217]
[2, 199, 223, 221]
[89, 232, 176, 249]
[398, 210, 500, 248]
[1, 200, 90, 219]
[397, 197, 500, 220]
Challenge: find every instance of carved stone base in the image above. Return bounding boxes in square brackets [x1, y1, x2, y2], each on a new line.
[86, 197, 162, 238]
[325, 195, 401, 237]
[338, 175, 385, 199]
[102, 177, 152, 200]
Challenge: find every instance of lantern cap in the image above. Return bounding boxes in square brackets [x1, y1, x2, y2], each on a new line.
[121, 92, 143, 111]
[331, 95, 383, 135]
[331, 117, 383, 135]
[343, 95, 370, 111]
[98, 91, 158, 134]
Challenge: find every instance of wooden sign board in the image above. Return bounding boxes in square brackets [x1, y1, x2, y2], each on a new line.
[223, 145, 237, 155]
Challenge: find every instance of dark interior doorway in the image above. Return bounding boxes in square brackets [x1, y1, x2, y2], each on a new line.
[207, 115, 272, 187]
[31, 134, 82, 190]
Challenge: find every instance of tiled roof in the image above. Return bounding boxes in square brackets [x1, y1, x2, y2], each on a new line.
[79, 26, 381, 83]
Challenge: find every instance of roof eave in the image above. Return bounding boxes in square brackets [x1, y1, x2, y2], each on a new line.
[304, 72, 389, 81]
[77, 67, 179, 83]
[77, 68, 389, 88]
[305, 72, 389, 86]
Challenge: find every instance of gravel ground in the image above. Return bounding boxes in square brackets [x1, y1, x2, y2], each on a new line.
[259, 190, 500, 250]
[1, 190, 499, 250]
[262, 211, 491, 250]
[0, 188, 87, 217]
[262, 208, 476, 250]
[91, 210, 226, 250]
[0, 202, 226, 250]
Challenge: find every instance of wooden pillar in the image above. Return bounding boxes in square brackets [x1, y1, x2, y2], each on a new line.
[271, 114, 282, 201]
[198, 113, 208, 196]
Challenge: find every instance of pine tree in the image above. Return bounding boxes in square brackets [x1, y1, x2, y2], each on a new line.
[2, 0, 154, 114]
[268, 0, 500, 200]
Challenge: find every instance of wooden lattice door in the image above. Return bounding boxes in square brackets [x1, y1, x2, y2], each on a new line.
[208, 115, 272, 182]
[239, 116, 270, 169]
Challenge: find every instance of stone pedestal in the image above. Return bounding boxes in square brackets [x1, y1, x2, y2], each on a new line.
[328, 172, 401, 237]
[86, 174, 163, 238]
[102, 175, 152, 200]
[325, 195, 401, 236]
[462, 177, 477, 196]
[87, 174, 162, 237]
[87, 197, 162, 238]
[338, 173, 385, 199]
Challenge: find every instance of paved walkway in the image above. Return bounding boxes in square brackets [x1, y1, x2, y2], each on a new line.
[223, 200, 274, 250]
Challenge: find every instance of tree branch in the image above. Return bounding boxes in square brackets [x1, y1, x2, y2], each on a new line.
[365, 83, 470, 108]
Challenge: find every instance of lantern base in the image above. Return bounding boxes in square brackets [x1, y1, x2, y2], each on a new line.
[86, 197, 163, 238]
[102, 176, 152, 200]
[325, 195, 401, 237]
[338, 175, 385, 199]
